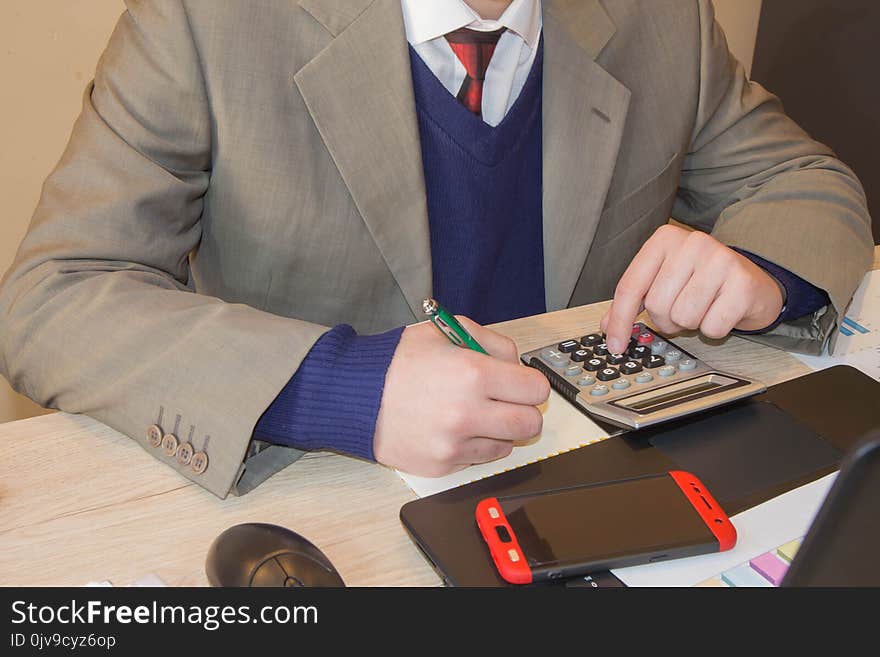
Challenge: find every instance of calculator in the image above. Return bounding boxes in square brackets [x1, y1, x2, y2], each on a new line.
[521, 322, 766, 430]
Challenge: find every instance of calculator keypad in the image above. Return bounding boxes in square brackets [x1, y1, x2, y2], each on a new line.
[525, 323, 708, 396]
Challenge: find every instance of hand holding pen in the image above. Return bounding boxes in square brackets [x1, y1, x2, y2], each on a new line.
[371, 299, 550, 478]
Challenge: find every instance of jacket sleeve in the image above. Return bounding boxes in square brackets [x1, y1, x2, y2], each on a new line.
[671, 0, 873, 355]
[0, 0, 329, 498]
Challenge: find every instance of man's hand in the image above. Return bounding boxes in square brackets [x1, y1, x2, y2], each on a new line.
[601, 225, 785, 354]
[374, 317, 550, 477]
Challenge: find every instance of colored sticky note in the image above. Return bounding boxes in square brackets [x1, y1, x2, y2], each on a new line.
[750, 552, 789, 586]
[721, 563, 773, 587]
[695, 576, 729, 587]
[777, 539, 802, 564]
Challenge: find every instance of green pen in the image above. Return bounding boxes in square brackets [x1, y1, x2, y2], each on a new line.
[422, 298, 488, 355]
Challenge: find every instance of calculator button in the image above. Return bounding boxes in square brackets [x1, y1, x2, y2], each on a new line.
[558, 340, 580, 353]
[678, 359, 698, 371]
[658, 365, 677, 377]
[565, 364, 583, 377]
[612, 378, 631, 390]
[571, 348, 592, 362]
[580, 333, 603, 347]
[541, 350, 569, 368]
[545, 356, 569, 369]
[593, 343, 609, 356]
[597, 367, 620, 381]
[650, 340, 669, 355]
[643, 354, 665, 369]
[631, 324, 642, 336]
[628, 345, 650, 360]
[664, 349, 682, 362]
[635, 372, 654, 384]
[621, 360, 643, 375]
[637, 332, 655, 345]
[605, 353, 626, 365]
[584, 358, 604, 372]
[577, 375, 597, 387]
[590, 384, 610, 396]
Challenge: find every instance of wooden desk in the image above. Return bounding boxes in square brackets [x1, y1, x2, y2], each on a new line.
[2, 247, 878, 587]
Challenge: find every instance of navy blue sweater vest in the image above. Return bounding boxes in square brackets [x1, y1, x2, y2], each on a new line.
[409, 39, 546, 325]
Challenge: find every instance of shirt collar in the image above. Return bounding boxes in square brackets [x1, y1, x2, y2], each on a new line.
[401, 0, 542, 48]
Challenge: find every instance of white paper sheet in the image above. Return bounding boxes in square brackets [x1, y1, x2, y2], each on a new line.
[793, 270, 880, 381]
[612, 472, 837, 587]
[397, 389, 610, 498]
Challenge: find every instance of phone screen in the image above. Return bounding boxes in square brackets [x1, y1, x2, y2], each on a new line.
[497, 474, 714, 567]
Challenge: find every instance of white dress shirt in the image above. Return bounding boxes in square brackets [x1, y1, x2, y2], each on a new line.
[400, 0, 543, 126]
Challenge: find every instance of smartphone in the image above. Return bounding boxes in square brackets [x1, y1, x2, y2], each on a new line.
[475, 471, 736, 584]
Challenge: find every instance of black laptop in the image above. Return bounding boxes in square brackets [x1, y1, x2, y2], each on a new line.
[781, 428, 880, 587]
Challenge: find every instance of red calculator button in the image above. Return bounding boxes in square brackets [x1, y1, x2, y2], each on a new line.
[637, 332, 654, 345]
[631, 324, 642, 336]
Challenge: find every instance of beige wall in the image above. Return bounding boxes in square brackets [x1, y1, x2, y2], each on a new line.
[0, 1, 124, 423]
[713, 0, 763, 76]
[0, 0, 763, 424]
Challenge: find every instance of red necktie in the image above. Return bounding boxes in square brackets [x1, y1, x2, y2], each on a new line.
[444, 27, 506, 117]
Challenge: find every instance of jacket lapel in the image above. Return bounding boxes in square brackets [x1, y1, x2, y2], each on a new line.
[295, 0, 431, 320]
[542, 0, 631, 311]
[295, 0, 631, 319]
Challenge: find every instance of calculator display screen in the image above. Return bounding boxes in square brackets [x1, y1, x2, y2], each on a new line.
[611, 373, 744, 416]
[623, 381, 722, 411]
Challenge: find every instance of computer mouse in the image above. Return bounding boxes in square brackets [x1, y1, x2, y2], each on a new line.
[206, 522, 345, 587]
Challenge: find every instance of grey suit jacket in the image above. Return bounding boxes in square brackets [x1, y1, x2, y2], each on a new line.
[0, 0, 873, 498]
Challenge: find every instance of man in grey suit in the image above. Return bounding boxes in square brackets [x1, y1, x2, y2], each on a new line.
[0, 0, 873, 499]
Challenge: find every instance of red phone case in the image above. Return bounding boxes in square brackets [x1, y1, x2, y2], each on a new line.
[475, 497, 534, 584]
[475, 471, 736, 584]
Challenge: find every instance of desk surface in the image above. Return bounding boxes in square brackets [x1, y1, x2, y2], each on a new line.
[2, 247, 878, 587]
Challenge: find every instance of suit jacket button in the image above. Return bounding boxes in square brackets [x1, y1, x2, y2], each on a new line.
[191, 451, 209, 475]
[146, 425, 163, 448]
[161, 433, 179, 456]
[176, 442, 194, 466]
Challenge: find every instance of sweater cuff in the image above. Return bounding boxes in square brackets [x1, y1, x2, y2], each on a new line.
[732, 248, 831, 335]
[253, 324, 404, 461]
